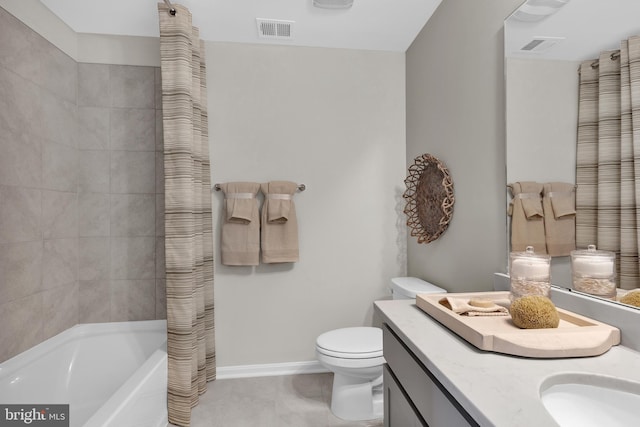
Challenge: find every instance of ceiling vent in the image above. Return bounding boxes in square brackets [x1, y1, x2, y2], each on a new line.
[256, 19, 294, 39]
[313, 0, 354, 9]
[519, 37, 565, 53]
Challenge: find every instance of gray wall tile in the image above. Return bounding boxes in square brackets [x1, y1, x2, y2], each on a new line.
[42, 282, 78, 340]
[0, 293, 43, 362]
[0, 241, 42, 303]
[42, 141, 78, 192]
[155, 279, 166, 320]
[78, 280, 110, 323]
[0, 10, 165, 356]
[78, 107, 110, 150]
[110, 237, 155, 279]
[110, 108, 155, 151]
[0, 66, 42, 136]
[155, 67, 162, 110]
[40, 41, 77, 104]
[0, 10, 40, 78]
[0, 128, 42, 188]
[79, 237, 110, 281]
[42, 190, 78, 239]
[79, 150, 110, 193]
[78, 63, 110, 107]
[0, 186, 41, 244]
[42, 238, 78, 290]
[155, 152, 164, 194]
[39, 91, 77, 148]
[110, 150, 155, 194]
[155, 109, 164, 152]
[111, 279, 156, 321]
[110, 65, 155, 109]
[156, 237, 165, 279]
[110, 194, 155, 237]
[156, 195, 165, 237]
[78, 192, 110, 237]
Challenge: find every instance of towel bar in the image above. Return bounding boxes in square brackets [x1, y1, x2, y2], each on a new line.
[213, 183, 306, 192]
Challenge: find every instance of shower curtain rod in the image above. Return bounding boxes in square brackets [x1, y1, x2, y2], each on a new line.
[163, 0, 177, 16]
[588, 49, 621, 70]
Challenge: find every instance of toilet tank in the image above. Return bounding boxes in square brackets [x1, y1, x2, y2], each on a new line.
[391, 277, 446, 299]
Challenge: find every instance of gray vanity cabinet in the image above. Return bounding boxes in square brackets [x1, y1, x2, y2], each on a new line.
[383, 324, 478, 427]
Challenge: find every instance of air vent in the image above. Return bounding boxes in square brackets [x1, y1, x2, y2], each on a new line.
[519, 36, 565, 53]
[313, 0, 354, 9]
[256, 19, 294, 39]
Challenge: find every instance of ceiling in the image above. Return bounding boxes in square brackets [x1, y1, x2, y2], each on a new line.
[39, 0, 442, 52]
[505, 0, 640, 61]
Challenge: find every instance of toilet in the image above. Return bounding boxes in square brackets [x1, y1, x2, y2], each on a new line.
[315, 277, 446, 421]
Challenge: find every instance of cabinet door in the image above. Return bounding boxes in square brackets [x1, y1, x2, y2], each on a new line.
[384, 325, 477, 427]
[384, 365, 427, 427]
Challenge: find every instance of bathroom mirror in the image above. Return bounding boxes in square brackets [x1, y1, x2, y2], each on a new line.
[504, 0, 640, 307]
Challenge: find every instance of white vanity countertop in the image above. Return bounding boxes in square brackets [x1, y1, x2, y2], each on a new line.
[374, 299, 640, 427]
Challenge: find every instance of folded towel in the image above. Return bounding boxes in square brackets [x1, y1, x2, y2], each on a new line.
[508, 182, 547, 254]
[226, 193, 255, 224]
[220, 182, 261, 266]
[261, 181, 299, 263]
[543, 182, 576, 256]
[439, 297, 509, 317]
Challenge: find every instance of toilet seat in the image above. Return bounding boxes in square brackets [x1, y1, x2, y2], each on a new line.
[316, 327, 383, 359]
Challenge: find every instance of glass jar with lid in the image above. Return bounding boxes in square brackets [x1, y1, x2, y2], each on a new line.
[509, 246, 551, 301]
[571, 245, 616, 299]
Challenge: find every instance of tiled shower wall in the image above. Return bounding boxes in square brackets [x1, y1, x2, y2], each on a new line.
[0, 7, 165, 363]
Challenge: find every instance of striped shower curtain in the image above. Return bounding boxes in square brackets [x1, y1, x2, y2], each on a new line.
[158, 3, 215, 426]
[576, 36, 640, 290]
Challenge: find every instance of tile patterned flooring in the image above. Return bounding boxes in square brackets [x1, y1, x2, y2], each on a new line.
[174, 373, 383, 427]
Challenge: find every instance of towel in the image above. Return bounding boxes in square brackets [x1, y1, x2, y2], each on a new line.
[543, 182, 576, 256]
[508, 182, 547, 254]
[439, 297, 509, 317]
[220, 182, 261, 266]
[261, 181, 299, 263]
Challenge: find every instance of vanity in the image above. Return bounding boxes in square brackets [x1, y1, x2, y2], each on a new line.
[375, 298, 640, 427]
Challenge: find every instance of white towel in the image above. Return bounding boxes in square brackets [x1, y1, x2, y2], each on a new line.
[220, 182, 261, 266]
[260, 181, 299, 263]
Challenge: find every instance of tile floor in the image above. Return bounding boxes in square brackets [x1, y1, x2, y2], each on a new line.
[174, 373, 383, 427]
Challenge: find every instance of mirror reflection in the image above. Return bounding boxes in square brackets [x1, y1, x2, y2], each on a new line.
[504, 0, 640, 308]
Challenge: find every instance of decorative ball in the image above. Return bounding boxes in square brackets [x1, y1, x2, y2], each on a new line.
[620, 291, 640, 307]
[509, 295, 560, 329]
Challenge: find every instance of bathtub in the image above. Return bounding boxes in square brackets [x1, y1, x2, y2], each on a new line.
[0, 320, 167, 427]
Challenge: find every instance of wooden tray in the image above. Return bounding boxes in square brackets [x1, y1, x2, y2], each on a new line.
[416, 291, 620, 358]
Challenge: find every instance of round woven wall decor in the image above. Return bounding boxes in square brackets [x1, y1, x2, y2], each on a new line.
[403, 153, 455, 244]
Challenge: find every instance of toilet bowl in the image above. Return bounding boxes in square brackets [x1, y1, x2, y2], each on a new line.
[316, 327, 385, 420]
[316, 277, 446, 421]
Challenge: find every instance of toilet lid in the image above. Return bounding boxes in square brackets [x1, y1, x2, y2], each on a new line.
[316, 327, 383, 358]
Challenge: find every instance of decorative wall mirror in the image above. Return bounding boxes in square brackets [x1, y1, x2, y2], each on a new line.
[403, 153, 454, 244]
[504, 0, 640, 308]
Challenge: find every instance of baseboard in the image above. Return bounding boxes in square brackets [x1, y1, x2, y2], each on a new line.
[216, 360, 329, 379]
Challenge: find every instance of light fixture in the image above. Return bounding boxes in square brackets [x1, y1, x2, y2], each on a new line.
[312, 0, 353, 10]
[512, 0, 570, 22]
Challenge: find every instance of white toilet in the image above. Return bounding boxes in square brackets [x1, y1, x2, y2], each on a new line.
[315, 277, 446, 421]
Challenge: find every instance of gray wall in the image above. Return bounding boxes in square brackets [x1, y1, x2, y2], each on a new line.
[0, 7, 164, 363]
[207, 42, 407, 367]
[405, 0, 522, 292]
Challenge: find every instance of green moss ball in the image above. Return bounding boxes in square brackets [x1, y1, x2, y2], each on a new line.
[509, 295, 560, 329]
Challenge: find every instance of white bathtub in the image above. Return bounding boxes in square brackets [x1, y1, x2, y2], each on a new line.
[0, 320, 168, 427]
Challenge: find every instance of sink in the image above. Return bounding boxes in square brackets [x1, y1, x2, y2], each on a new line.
[540, 373, 640, 427]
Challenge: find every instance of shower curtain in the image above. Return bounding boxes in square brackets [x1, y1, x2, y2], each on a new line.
[158, 3, 215, 426]
[576, 35, 640, 290]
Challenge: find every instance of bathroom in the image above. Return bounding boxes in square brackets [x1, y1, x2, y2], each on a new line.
[3, 0, 639, 426]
